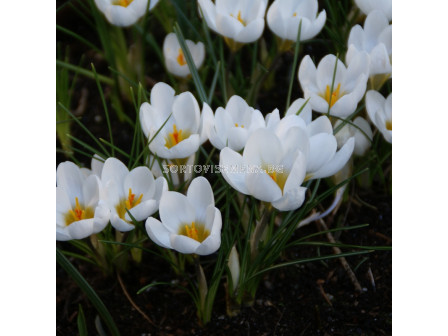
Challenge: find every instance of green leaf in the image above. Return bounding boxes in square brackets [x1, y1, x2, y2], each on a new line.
[77, 304, 88, 336]
[56, 248, 120, 336]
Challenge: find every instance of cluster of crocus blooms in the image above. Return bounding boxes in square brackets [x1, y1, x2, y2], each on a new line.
[198, 0, 327, 52]
[94, 0, 160, 27]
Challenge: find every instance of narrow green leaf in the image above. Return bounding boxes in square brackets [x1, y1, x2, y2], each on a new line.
[77, 304, 88, 336]
[56, 248, 120, 336]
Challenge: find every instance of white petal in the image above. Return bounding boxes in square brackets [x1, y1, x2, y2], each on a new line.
[170, 234, 201, 254]
[245, 169, 282, 202]
[219, 147, 250, 195]
[124, 166, 155, 201]
[187, 176, 215, 224]
[146, 217, 172, 248]
[271, 186, 307, 211]
[159, 191, 195, 232]
[312, 137, 355, 179]
[101, 157, 129, 187]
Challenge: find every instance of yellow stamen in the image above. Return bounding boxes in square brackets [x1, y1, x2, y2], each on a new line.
[293, 12, 297, 17]
[234, 123, 244, 128]
[263, 166, 288, 192]
[176, 48, 187, 66]
[113, 0, 133, 7]
[164, 124, 190, 149]
[230, 10, 246, 26]
[65, 197, 94, 226]
[385, 120, 392, 131]
[180, 222, 210, 243]
[116, 188, 143, 220]
[323, 83, 343, 108]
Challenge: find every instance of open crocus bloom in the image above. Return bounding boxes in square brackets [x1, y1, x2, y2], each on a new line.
[354, 0, 392, 22]
[346, 10, 392, 79]
[298, 53, 369, 118]
[334, 117, 373, 156]
[198, 0, 268, 51]
[273, 114, 355, 181]
[140, 82, 207, 160]
[94, 0, 159, 27]
[202, 95, 265, 151]
[163, 33, 205, 78]
[57, 161, 110, 241]
[220, 128, 308, 211]
[267, 0, 326, 46]
[101, 158, 167, 232]
[365, 90, 392, 143]
[146, 177, 222, 255]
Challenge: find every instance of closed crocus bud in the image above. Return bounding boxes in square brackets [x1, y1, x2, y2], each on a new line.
[354, 0, 392, 22]
[101, 158, 167, 232]
[267, 0, 326, 50]
[94, 0, 160, 27]
[163, 33, 205, 78]
[298, 53, 369, 118]
[228, 245, 240, 291]
[365, 90, 392, 143]
[139, 82, 206, 160]
[346, 10, 392, 78]
[57, 161, 110, 241]
[334, 117, 373, 156]
[146, 177, 222, 256]
[203, 95, 265, 152]
[198, 0, 268, 51]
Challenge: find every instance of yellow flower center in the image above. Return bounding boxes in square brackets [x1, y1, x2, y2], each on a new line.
[231, 11, 246, 26]
[113, 0, 133, 7]
[293, 12, 297, 17]
[164, 124, 191, 149]
[65, 197, 94, 226]
[322, 83, 344, 108]
[234, 123, 244, 128]
[179, 222, 210, 243]
[263, 165, 288, 192]
[385, 120, 392, 131]
[116, 188, 143, 220]
[176, 48, 187, 66]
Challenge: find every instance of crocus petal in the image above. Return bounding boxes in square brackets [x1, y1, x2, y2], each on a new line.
[123, 166, 155, 201]
[150, 82, 176, 118]
[271, 186, 307, 211]
[159, 192, 196, 232]
[187, 176, 215, 224]
[101, 157, 129, 188]
[245, 170, 282, 202]
[83, 175, 100, 209]
[146, 217, 172, 248]
[243, 128, 283, 167]
[170, 234, 202, 254]
[57, 161, 84, 205]
[307, 133, 337, 173]
[125, 199, 158, 222]
[67, 218, 95, 240]
[235, 18, 265, 43]
[220, 147, 250, 195]
[285, 98, 312, 123]
[110, 213, 136, 232]
[312, 137, 355, 179]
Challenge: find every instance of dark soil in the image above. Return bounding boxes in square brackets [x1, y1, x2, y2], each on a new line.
[57, 186, 391, 336]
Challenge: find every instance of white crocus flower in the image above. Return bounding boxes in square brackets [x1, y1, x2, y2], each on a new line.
[146, 177, 222, 255]
[220, 128, 308, 212]
[365, 90, 392, 143]
[163, 33, 205, 78]
[274, 115, 355, 181]
[203, 95, 265, 151]
[140, 82, 207, 160]
[298, 53, 369, 118]
[148, 153, 196, 187]
[197, 0, 268, 51]
[334, 117, 373, 156]
[267, 0, 326, 49]
[57, 161, 110, 241]
[101, 158, 167, 232]
[354, 0, 392, 22]
[94, 0, 160, 27]
[346, 10, 392, 81]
